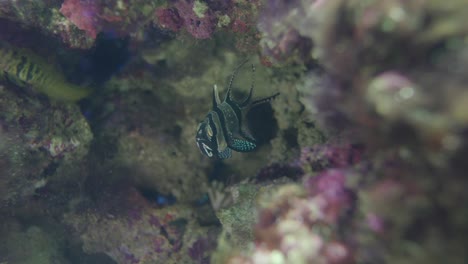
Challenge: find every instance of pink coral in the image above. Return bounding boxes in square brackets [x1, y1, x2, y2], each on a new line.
[64, 186, 219, 263]
[154, 0, 216, 39]
[155, 7, 183, 32]
[304, 169, 355, 224]
[300, 143, 364, 171]
[174, 0, 216, 39]
[60, 0, 101, 38]
[247, 183, 354, 264]
[60, 0, 159, 41]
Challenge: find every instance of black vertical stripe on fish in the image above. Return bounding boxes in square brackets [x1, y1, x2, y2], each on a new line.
[25, 63, 35, 82]
[212, 106, 233, 150]
[225, 99, 242, 124]
[219, 103, 238, 129]
[224, 98, 251, 140]
[218, 102, 240, 141]
[15, 55, 27, 79]
[207, 112, 218, 138]
[33, 65, 44, 83]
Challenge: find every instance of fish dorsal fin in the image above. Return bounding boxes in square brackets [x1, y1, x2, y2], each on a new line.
[213, 84, 221, 107]
[239, 63, 255, 107]
[225, 59, 249, 102]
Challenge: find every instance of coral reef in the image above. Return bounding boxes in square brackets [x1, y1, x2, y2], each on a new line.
[1, 0, 263, 49]
[1, 0, 467, 263]
[0, 82, 92, 205]
[0, 0, 95, 48]
[65, 186, 219, 264]
[153, 0, 262, 51]
[84, 70, 212, 203]
[0, 219, 69, 264]
[252, 0, 468, 263]
[59, 0, 158, 40]
[250, 180, 353, 264]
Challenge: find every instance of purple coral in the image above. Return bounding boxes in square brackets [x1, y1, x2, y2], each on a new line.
[246, 182, 355, 264]
[60, 0, 160, 41]
[257, 0, 317, 62]
[173, 0, 217, 39]
[155, 7, 184, 32]
[60, 0, 101, 38]
[154, 0, 218, 39]
[255, 162, 303, 183]
[188, 237, 215, 263]
[304, 169, 355, 224]
[300, 143, 364, 172]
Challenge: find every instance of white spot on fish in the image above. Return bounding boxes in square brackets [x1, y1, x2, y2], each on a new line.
[202, 143, 213, 157]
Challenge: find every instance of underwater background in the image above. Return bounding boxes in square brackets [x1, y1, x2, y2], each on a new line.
[1, 0, 467, 263]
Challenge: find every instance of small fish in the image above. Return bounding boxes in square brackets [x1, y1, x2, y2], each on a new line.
[196, 60, 279, 159]
[0, 41, 91, 101]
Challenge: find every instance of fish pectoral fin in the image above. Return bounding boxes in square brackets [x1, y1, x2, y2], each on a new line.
[229, 138, 257, 152]
[218, 148, 232, 159]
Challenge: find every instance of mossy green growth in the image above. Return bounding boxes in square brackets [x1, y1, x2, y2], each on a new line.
[212, 183, 257, 262]
[0, 41, 91, 102]
[193, 0, 209, 18]
[217, 15, 231, 28]
[0, 224, 67, 264]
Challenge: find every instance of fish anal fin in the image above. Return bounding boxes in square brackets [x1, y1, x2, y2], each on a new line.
[218, 148, 232, 159]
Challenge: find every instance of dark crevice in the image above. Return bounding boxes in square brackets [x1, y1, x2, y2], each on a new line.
[247, 103, 278, 146]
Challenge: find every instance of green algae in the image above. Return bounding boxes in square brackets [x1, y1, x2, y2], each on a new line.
[211, 183, 258, 263]
[193, 0, 208, 18]
[0, 221, 68, 264]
